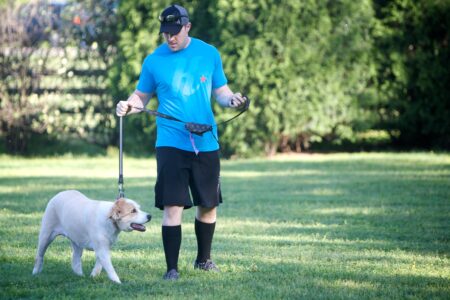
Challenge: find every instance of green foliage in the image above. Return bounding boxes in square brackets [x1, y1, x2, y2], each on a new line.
[2, 0, 449, 156]
[111, 0, 378, 157]
[373, 0, 450, 148]
[0, 0, 119, 154]
[212, 0, 377, 155]
[107, 0, 166, 153]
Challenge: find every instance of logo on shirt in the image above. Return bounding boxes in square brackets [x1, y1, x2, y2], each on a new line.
[200, 75, 207, 83]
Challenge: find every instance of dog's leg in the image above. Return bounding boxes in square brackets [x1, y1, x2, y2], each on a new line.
[70, 241, 84, 276]
[32, 230, 58, 275]
[90, 260, 103, 277]
[95, 248, 121, 284]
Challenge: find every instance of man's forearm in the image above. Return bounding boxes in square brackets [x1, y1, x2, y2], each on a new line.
[215, 93, 232, 107]
[214, 85, 234, 107]
[126, 91, 151, 113]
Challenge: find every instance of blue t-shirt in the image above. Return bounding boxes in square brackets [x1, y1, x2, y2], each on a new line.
[136, 38, 227, 152]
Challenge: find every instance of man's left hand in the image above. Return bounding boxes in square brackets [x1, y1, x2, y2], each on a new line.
[229, 93, 247, 108]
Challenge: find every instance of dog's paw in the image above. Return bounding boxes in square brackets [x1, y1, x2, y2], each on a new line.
[90, 264, 102, 277]
[112, 278, 122, 284]
[90, 271, 100, 277]
[32, 265, 43, 275]
[107, 273, 122, 284]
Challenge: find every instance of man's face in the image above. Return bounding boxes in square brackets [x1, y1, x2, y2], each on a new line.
[163, 23, 191, 52]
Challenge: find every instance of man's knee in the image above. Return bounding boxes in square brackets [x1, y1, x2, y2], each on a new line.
[162, 206, 184, 226]
[196, 206, 217, 223]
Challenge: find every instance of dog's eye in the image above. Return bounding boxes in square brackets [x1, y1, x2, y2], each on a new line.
[132, 208, 137, 213]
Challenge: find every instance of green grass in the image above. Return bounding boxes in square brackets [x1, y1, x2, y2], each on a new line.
[0, 152, 449, 299]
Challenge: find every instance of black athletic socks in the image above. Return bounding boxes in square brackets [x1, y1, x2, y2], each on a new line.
[162, 221, 215, 272]
[162, 225, 182, 271]
[195, 218, 216, 263]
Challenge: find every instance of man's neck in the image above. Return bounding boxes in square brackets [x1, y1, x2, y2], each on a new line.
[183, 37, 191, 49]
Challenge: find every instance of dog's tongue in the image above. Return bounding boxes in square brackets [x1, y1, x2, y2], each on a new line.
[131, 223, 146, 232]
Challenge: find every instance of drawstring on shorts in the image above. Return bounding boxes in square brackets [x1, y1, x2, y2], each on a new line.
[189, 132, 200, 155]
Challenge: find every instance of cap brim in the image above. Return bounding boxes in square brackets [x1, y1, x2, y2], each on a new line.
[159, 23, 182, 35]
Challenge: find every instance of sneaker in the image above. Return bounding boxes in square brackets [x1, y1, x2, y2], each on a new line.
[163, 269, 179, 280]
[194, 259, 220, 272]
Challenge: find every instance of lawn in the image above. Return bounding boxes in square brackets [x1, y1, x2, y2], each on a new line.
[0, 152, 449, 299]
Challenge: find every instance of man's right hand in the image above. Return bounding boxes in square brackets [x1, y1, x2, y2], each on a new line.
[116, 91, 151, 116]
[116, 100, 131, 116]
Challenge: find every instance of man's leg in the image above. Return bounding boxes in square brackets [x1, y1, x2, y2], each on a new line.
[194, 206, 219, 270]
[162, 205, 184, 279]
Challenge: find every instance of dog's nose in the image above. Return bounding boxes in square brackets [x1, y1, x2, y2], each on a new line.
[146, 214, 152, 221]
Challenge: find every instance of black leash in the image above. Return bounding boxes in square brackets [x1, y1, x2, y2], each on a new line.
[117, 98, 249, 191]
[118, 116, 125, 198]
[133, 97, 250, 137]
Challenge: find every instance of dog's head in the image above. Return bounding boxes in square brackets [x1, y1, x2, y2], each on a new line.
[109, 198, 151, 232]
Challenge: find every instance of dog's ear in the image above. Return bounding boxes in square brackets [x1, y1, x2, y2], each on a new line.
[109, 198, 126, 221]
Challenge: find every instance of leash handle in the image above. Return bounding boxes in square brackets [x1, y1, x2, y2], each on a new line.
[118, 116, 125, 198]
[216, 96, 250, 126]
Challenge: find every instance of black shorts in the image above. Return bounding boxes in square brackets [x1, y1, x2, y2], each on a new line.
[154, 147, 222, 210]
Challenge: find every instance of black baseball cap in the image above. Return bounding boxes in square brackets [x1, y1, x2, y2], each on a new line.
[159, 4, 189, 35]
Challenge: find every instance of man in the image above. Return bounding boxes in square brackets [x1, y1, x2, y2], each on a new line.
[116, 4, 246, 280]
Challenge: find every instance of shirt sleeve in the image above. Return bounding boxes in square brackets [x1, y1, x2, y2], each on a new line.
[136, 56, 156, 94]
[212, 48, 227, 89]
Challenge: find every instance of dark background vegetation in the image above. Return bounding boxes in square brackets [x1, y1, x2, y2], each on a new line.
[0, 0, 449, 157]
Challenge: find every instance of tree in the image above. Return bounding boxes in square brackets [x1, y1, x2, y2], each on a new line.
[211, 0, 377, 155]
[0, 0, 119, 154]
[110, 0, 378, 157]
[0, 0, 54, 153]
[373, 0, 450, 148]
